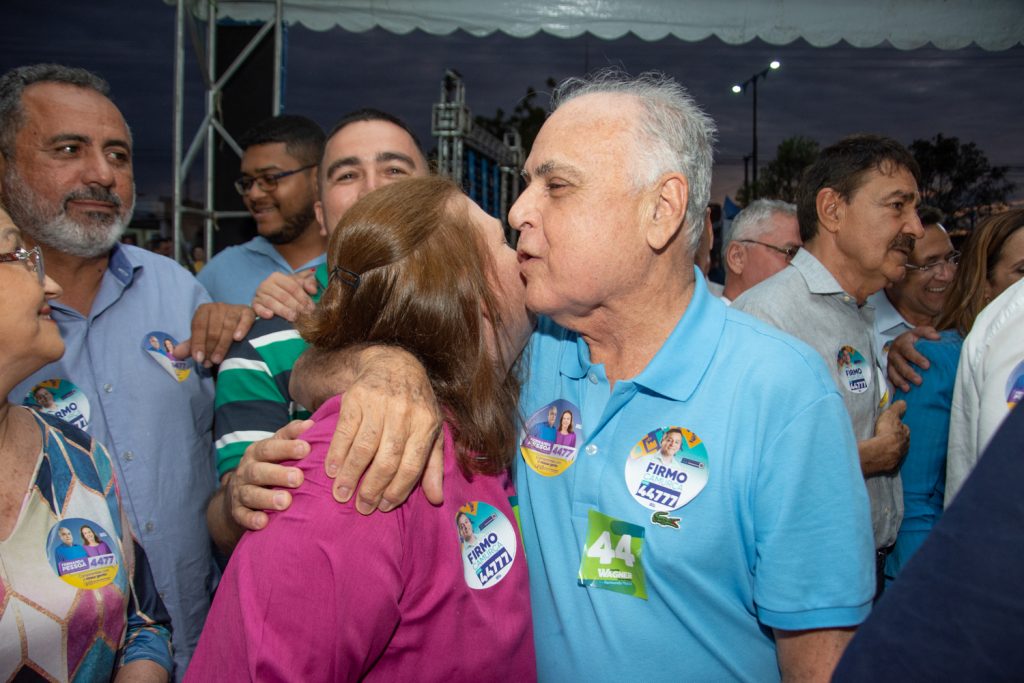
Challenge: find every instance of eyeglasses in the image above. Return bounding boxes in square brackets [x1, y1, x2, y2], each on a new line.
[738, 239, 800, 261]
[234, 164, 316, 195]
[904, 251, 961, 274]
[0, 246, 45, 284]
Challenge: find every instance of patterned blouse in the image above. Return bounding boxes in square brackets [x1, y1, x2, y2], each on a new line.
[0, 409, 173, 681]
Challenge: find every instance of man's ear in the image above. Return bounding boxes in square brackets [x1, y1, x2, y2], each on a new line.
[647, 173, 689, 251]
[725, 240, 746, 276]
[314, 200, 327, 238]
[816, 187, 843, 235]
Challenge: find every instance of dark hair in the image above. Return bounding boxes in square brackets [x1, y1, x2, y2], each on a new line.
[935, 208, 1024, 336]
[0, 64, 110, 160]
[917, 204, 945, 227]
[796, 134, 921, 242]
[79, 525, 99, 545]
[296, 176, 519, 476]
[238, 114, 325, 167]
[558, 410, 574, 434]
[326, 108, 423, 153]
[664, 428, 683, 440]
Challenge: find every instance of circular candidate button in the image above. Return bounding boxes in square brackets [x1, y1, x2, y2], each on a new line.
[624, 426, 709, 512]
[1006, 360, 1024, 409]
[456, 502, 518, 590]
[836, 345, 871, 394]
[24, 379, 91, 431]
[520, 401, 582, 477]
[47, 518, 121, 590]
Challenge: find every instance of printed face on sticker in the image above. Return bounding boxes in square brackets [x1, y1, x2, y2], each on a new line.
[457, 502, 518, 590]
[521, 399, 583, 476]
[47, 518, 121, 590]
[33, 387, 55, 408]
[836, 345, 870, 394]
[457, 512, 477, 545]
[658, 429, 682, 463]
[625, 426, 710, 512]
[141, 330, 191, 382]
[24, 379, 91, 431]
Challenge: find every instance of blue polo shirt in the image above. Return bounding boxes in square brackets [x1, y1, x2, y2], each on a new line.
[886, 330, 963, 582]
[197, 235, 325, 305]
[515, 273, 874, 681]
[12, 244, 217, 677]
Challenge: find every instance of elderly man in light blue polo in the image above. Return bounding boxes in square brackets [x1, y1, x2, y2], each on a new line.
[230, 70, 876, 681]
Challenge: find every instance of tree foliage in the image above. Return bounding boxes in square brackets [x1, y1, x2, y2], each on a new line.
[910, 134, 1015, 224]
[474, 78, 555, 156]
[737, 136, 819, 205]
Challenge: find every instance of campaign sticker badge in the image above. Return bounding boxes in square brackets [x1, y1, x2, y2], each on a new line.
[457, 502, 518, 590]
[23, 379, 90, 431]
[877, 366, 891, 409]
[837, 345, 871, 394]
[578, 509, 647, 600]
[520, 400, 582, 477]
[142, 331, 191, 383]
[624, 426, 709, 512]
[47, 518, 121, 590]
[1006, 360, 1024, 410]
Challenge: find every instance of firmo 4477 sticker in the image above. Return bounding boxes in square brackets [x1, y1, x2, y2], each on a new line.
[457, 502, 518, 590]
[624, 426, 709, 512]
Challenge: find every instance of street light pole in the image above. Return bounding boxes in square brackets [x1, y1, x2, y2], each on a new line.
[732, 60, 780, 201]
[752, 76, 758, 196]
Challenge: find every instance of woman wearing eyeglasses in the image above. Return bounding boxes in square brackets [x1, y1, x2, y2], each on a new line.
[885, 208, 1024, 584]
[0, 205, 173, 682]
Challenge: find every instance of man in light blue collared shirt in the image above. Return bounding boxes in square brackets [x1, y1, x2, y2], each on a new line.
[197, 115, 326, 305]
[1, 63, 218, 678]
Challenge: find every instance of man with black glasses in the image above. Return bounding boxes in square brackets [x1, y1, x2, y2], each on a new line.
[720, 198, 801, 303]
[205, 109, 429, 554]
[197, 115, 326, 305]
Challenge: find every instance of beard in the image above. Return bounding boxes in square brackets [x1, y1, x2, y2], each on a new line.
[2, 166, 134, 259]
[262, 200, 317, 246]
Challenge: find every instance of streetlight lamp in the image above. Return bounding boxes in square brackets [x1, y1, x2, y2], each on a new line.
[731, 60, 781, 200]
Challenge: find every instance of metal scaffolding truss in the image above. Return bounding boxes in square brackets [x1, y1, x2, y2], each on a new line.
[171, 0, 284, 262]
[172, 4, 524, 260]
[431, 70, 523, 238]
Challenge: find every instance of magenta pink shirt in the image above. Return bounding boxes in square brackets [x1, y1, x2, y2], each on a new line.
[187, 395, 536, 682]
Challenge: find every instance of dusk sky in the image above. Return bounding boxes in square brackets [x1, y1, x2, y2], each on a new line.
[4, 1, 1023, 210]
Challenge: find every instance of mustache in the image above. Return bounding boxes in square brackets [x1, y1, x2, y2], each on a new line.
[890, 233, 916, 253]
[63, 186, 123, 210]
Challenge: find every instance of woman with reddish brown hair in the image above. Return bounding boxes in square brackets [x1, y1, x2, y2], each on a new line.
[188, 177, 536, 681]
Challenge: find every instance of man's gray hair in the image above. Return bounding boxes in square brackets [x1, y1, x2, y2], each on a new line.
[0, 64, 110, 160]
[551, 69, 717, 254]
[724, 199, 797, 249]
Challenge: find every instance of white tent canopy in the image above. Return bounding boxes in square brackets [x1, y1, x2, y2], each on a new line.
[168, 0, 1023, 260]
[184, 0, 1023, 51]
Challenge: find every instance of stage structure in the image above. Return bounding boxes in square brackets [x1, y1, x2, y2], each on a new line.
[432, 70, 523, 239]
[169, 0, 1022, 261]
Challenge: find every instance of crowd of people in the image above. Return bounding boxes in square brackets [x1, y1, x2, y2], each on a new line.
[0, 60, 1020, 682]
